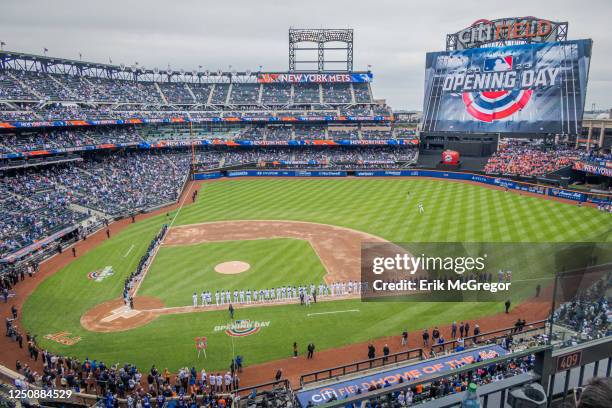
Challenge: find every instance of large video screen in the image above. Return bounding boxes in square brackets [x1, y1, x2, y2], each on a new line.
[421, 40, 592, 134]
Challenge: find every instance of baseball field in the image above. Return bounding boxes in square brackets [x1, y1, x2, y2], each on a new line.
[20, 178, 612, 373]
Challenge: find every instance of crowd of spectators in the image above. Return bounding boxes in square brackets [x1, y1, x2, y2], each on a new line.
[0, 127, 142, 154]
[265, 127, 293, 140]
[192, 146, 418, 171]
[0, 71, 36, 100]
[294, 126, 326, 140]
[322, 84, 352, 104]
[371, 104, 393, 116]
[261, 84, 291, 105]
[0, 105, 40, 122]
[44, 151, 191, 216]
[0, 150, 191, 257]
[0, 69, 385, 126]
[362, 129, 392, 139]
[340, 105, 372, 117]
[293, 84, 321, 104]
[210, 84, 230, 104]
[553, 273, 611, 347]
[158, 83, 194, 105]
[328, 127, 359, 140]
[579, 149, 612, 166]
[484, 139, 579, 177]
[8, 336, 244, 407]
[340, 355, 536, 408]
[0, 183, 85, 258]
[353, 83, 372, 103]
[37, 104, 117, 121]
[13, 70, 72, 101]
[394, 128, 417, 139]
[230, 84, 260, 104]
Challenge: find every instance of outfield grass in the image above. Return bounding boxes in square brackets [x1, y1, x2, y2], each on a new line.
[21, 178, 612, 372]
[139, 238, 327, 307]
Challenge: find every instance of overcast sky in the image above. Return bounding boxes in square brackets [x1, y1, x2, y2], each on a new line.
[1, 0, 610, 110]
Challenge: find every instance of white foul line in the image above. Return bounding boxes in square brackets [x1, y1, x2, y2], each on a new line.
[307, 309, 360, 317]
[131, 181, 194, 297]
[123, 244, 135, 258]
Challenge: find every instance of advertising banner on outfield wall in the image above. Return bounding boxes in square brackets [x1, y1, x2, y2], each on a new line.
[193, 172, 222, 180]
[422, 40, 592, 134]
[226, 170, 347, 177]
[191, 169, 611, 204]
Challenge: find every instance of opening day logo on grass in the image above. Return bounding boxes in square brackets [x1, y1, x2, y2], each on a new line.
[214, 320, 270, 337]
[87, 266, 114, 282]
[44, 332, 82, 346]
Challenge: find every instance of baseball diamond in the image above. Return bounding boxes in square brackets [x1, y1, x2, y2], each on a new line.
[18, 178, 611, 374]
[1, 8, 611, 408]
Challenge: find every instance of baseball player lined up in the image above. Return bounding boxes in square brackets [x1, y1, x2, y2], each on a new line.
[190, 281, 369, 307]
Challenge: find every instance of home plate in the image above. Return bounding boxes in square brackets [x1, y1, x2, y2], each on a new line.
[101, 306, 141, 322]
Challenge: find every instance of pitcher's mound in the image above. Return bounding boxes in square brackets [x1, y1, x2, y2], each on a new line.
[215, 261, 250, 274]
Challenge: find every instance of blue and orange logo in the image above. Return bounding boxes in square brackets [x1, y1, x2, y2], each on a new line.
[463, 55, 532, 122]
[216, 320, 270, 337]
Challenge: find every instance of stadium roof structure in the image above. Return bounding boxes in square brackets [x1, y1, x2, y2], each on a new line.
[0, 50, 368, 83]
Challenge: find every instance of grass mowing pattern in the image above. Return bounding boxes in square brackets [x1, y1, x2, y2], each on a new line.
[21, 179, 612, 371]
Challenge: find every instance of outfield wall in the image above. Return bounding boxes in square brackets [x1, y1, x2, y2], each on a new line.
[193, 169, 612, 204]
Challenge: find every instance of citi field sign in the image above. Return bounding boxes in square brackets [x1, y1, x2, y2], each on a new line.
[450, 17, 565, 50]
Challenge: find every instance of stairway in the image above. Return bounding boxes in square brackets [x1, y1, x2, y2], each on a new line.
[154, 82, 168, 104]
[7, 71, 43, 99]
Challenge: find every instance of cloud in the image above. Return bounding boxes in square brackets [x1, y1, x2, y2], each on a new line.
[1, 0, 610, 110]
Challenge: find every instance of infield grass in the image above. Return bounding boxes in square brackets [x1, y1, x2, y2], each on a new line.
[139, 238, 327, 307]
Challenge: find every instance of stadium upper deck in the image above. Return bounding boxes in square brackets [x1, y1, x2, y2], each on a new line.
[0, 50, 391, 127]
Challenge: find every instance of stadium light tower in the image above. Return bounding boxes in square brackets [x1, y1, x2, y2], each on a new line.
[289, 28, 353, 72]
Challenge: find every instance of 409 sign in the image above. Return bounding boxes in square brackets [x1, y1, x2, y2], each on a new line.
[556, 351, 582, 373]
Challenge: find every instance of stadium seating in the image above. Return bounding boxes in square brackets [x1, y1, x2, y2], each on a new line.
[159, 82, 195, 104]
[484, 139, 579, 177]
[230, 83, 260, 104]
[0, 67, 383, 127]
[293, 84, 320, 104]
[189, 83, 214, 104]
[0, 127, 142, 154]
[0, 149, 190, 257]
[210, 84, 230, 104]
[353, 83, 372, 103]
[328, 127, 359, 140]
[322, 83, 352, 104]
[0, 71, 37, 100]
[191, 146, 418, 171]
[261, 84, 291, 105]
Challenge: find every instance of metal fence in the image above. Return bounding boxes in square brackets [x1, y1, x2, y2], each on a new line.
[300, 348, 423, 386]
